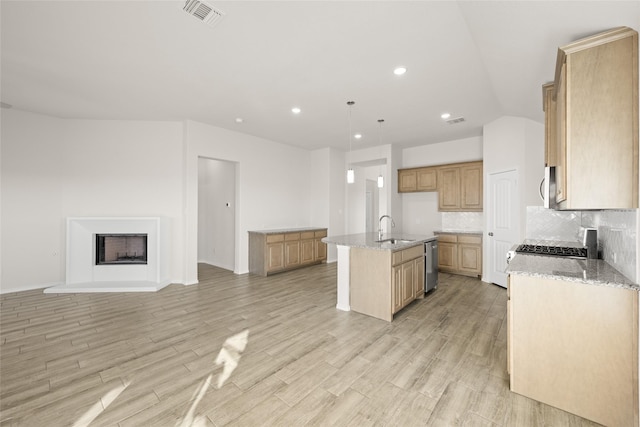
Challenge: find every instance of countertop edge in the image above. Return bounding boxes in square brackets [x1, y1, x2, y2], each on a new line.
[322, 233, 436, 251]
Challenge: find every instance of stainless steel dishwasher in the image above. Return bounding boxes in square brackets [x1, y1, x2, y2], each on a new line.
[425, 239, 438, 292]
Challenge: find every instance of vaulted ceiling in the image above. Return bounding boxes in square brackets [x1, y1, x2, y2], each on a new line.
[1, 1, 638, 150]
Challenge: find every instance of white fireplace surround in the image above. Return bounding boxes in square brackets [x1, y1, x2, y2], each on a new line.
[44, 217, 170, 293]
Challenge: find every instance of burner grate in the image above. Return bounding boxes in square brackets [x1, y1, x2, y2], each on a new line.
[515, 244, 587, 258]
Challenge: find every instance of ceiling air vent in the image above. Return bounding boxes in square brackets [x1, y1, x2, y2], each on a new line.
[183, 0, 225, 28]
[446, 117, 465, 125]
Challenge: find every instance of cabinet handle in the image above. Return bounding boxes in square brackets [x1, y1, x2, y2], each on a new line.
[488, 232, 494, 236]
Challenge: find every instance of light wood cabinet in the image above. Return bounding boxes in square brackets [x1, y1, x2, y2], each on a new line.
[398, 161, 483, 212]
[437, 167, 460, 210]
[508, 274, 638, 426]
[351, 244, 425, 321]
[544, 26, 638, 209]
[542, 82, 557, 167]
[314, 230, 327, 262]
[398, 167, 438, 193]
[248, 228, 327, 276]
[437, 161, 483, 212]
[436, 233, 482, 278]
[284, 233, 300, 268]
[414, 256, 425, 299]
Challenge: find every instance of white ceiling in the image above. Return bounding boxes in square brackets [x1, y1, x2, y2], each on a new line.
[1, 1, 639, 151]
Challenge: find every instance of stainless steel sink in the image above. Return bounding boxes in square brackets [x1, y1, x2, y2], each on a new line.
[375, 238, 415, 244]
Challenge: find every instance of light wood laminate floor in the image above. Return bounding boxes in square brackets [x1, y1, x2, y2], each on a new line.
[1, 263, 601, 426]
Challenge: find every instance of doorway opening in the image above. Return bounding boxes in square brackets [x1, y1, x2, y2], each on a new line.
[197, 157, 237, 277]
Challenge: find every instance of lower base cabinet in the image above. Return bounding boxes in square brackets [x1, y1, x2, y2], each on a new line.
[436, 233, 482, 277]
[508, 274, 638, 426]
[249, 228, 327, 276]
[351, 244, 425, 322]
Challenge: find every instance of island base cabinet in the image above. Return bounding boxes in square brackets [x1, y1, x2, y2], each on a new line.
[509, 275, 638, 427]
[351, 245, 425, 322]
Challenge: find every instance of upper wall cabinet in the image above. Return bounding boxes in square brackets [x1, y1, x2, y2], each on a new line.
[544, 26, 638, 210]
[398, 161, 483, 212]
[437, 161, 483, 212]
[398, 166, 438, 193]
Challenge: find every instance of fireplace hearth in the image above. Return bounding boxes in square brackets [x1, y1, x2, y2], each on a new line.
[96, 234, 148, 265]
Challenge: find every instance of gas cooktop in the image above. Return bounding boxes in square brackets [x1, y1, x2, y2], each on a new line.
[515, 244, 587, 259]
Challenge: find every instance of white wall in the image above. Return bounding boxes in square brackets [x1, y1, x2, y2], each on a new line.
[482, 115, 544, 281]
[184, 120, 314, 282]
[2, 110, 66, 292]
[309, 147, 343, 262]
[401, 136, 483, 235]
[1, 109, 185, 293]
[197, 157, 236, 271]
[483, 116, 544, 237]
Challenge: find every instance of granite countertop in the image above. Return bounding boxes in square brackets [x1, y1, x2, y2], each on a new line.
[435, 230, 483, 235]
[506, 252, 639, 292]
[322, 232, 436, 251]
[248, 227, 327, 234]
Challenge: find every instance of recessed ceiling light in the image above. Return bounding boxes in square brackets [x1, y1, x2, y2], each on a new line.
[291, 107, 301, 114]
[354, 133, 362, 139]
[441, 113, 451, 120]
[235, 117, 244, 123]
[393, 66, 407, 76]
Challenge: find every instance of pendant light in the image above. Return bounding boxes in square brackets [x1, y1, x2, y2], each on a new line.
[377, 119, 384, 188]
[346, 101, 355, 184]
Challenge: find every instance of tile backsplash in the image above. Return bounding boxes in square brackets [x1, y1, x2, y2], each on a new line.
[441, 212, 484, 231]
[526, 206, 637, 282]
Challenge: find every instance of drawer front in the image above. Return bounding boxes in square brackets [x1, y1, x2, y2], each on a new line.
[437, 234, 457, 243]
[266, 234, 284, 243]
[458, 235, 482, 245]
[300, 231, 315, 240]
[402, 245, 424, 261]
[285, 233, 301, 241]
[314, 229, 328, 238]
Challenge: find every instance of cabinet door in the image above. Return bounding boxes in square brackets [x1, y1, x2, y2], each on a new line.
[542, 83, 557, 167]
[555, 62, 567, 203]
[392, 265, 403, 313]
[437, 242, 457, 271]
[414, 256, 425, 298]
[460, 163, 483, 211]
[437, 167, 461, 210]
[398, 169, 418, 193]
[315, 239, 327, 261]
[300, 239, 314, 264]
[266, 242, 284, 272]
[458, 244, 481, 276]
[284, 240, 300, 268]
[401, 261, 415, 307]
[416, 167, 437, 191]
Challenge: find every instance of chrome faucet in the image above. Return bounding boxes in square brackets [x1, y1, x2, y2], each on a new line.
[378, 215, 395, 239]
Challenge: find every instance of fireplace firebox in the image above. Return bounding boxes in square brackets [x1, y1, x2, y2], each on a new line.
[95, 234, 148, 265]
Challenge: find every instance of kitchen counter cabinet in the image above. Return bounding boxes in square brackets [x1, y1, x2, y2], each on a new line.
[437, 161, 483, 212]
[351, 244, 425, 322]
[397, 161, 483, 212]
[545, 26, 638, 209]
[398, 167, 438, 193]
[508, 273, 638, 426]
[249, 228, 327, 276]
[436, 233, 482, 278]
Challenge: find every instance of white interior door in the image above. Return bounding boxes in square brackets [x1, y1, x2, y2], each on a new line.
[487, 169, 519, 288]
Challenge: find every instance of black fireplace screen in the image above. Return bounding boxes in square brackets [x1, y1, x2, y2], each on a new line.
[95, 234, 148, 265]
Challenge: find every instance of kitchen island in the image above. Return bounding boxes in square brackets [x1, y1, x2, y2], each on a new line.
[506, 251, 639, 426]
[322, 233, 436, 321]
